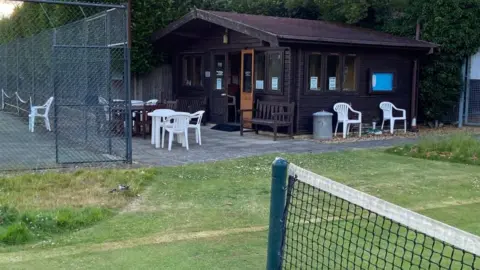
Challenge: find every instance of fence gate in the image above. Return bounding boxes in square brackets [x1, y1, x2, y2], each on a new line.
[0, 1, 131, 170]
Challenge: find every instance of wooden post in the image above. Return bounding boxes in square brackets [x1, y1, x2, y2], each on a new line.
[410, 20, 421, 132]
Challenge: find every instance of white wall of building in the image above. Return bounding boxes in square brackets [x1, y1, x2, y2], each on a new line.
[470, 50, 480, 79]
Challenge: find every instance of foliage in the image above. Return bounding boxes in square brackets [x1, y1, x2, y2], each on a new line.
[384, 0, 480, 121]
[387, 133, 480, 165]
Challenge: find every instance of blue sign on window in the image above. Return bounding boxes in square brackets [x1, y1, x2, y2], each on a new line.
[372, 73, 394, 91]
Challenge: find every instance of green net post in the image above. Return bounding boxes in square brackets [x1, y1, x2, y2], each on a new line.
[266, 157, 288, 270]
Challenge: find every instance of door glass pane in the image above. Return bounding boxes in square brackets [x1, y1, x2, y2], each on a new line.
[327, 55, 340, 91]
[267, 52, 282, 91]
[255, 53, 265, 90]
[194, 56, 202, 86]
[243, 53, 253, 93]
[308, 54, 322, 91]
[344, 55, 356, 91]
[215, 55, 225, 90]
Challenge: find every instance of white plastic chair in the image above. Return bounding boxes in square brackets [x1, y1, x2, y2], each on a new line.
[146, 99, 159, 105]
[98, 97, 110, 121]
[333, 102, 362, 138]
[227, 95, 237, 122]
[188, 110, 205, 145]
[380, 101, 407, 134]
[151, 109, 175, 148]
[29, 97, 54, 132]
[162, 114, 190, 151]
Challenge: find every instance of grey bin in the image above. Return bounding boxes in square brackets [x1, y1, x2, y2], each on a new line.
[312, 111, 333, 140]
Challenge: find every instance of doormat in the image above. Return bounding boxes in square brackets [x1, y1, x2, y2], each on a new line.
[211, 124, 241, 132]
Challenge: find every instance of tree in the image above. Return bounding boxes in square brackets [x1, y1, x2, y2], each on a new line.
[385, 0, 480, 121]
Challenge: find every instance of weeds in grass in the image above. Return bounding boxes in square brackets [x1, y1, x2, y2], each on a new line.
[0, 168, 157, 211]
[386, 133, 480, 165]
[0, 206, 114, 245]
[0, 168, 157, 246]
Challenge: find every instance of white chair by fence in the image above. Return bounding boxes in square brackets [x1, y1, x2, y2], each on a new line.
[189, 110, 205, 145]
[162, 114, 190, 151]
[333, 102, 362, 139]
[379, 101, 407, 134]
[98, 97, 110, 121]
[29, 97, 54, 132]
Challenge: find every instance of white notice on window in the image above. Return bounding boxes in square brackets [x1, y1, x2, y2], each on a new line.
[310, 77, 318, 90]
[256, 80, 264, 89]
[216, 78, 223, 90]
[329, 77, 336, 90]
[272, 77, 279, 90]
[205, 71, 211, 78]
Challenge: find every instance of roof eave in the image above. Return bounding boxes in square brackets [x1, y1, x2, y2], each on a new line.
[151, 9, 280, 47]
[278, 36, 438, 52]
[151, 10, 197, 42]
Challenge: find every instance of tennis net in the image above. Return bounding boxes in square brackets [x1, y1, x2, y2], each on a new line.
[267, 159, 480, 269]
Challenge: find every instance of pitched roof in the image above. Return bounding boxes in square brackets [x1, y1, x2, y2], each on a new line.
[152, 9, 437, 50]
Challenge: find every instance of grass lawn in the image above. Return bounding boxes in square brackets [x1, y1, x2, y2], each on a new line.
[1, 150, 479, 269]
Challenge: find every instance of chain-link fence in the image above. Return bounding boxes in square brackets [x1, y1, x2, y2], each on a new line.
[0, 0, 131, 170]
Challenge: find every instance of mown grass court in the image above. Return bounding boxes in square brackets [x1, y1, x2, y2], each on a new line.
[0, 135, 479, 269]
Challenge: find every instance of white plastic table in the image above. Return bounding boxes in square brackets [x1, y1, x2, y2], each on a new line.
[148, 110, 190, 149]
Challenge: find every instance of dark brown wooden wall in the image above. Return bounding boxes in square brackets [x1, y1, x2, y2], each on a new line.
[292, 46, 415, 134]
[173, 24, 264, 99]
[167, 24, 292, 122]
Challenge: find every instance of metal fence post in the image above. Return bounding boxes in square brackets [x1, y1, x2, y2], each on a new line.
[266, 157, 288, 270]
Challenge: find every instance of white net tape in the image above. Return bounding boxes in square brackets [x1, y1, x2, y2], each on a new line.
[287, 162, 480, 256]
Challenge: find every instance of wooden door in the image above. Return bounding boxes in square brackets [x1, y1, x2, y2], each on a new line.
[240, 49, 254, 128]
[210, 53, 228, 124]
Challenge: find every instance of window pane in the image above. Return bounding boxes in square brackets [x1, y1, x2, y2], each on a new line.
[327, 55, 340, 90]
[267, 52, 282, 91]
[308, 54, 322, 90]
[243, 53, 253, 92]
[215, 55, 225, 90]
[194, 56, 202, 86]
[182, 56, 191, 86]
[344, 55, 356, 91]
[182, 56, 202, 86]
[255, 53, 265, 90]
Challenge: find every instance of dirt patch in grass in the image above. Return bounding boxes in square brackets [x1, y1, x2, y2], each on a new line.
[0, 168, 157, 211]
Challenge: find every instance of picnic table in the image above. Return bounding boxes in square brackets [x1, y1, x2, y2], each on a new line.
[109, 100, 166, 136]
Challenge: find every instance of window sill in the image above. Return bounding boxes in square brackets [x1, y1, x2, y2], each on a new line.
[304, 90, 359, 96]
[256, 90, 284, 95]
[368, 89, 397, 95]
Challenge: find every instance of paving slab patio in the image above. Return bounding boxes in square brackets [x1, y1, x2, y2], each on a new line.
[131, 126, 417, 166]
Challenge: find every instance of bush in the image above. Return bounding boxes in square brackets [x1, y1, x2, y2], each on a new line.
[0, 207, 114, 245]
[0, 223, 32, 245]
[387, 133, 480, 165]
[0, 206, 19, 226]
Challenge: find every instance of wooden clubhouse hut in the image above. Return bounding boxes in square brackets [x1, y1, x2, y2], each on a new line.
[152, 9, 437, 134]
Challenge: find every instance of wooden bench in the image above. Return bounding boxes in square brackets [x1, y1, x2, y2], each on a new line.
[240, 101, 295, 141]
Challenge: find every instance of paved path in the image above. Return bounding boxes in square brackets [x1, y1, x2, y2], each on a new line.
[132, 126, 417, 166]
